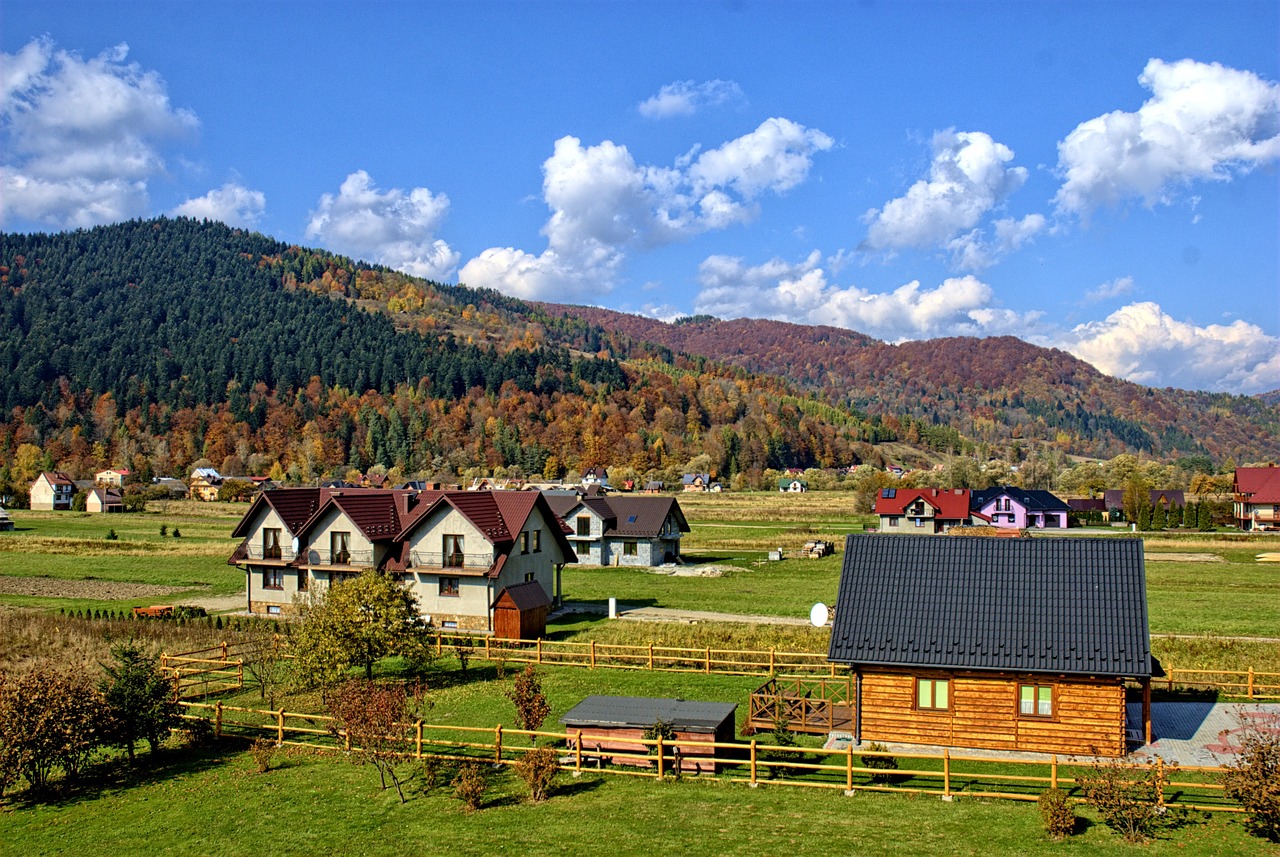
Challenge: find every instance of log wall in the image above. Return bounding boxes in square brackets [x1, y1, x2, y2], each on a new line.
[859, 669, 1126, 757]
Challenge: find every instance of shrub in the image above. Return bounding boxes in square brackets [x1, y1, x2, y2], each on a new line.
[1222, 720, 1280, 841]
[159, 524, 167, 537]
[1077, 757, 1180, 843]
[177, 717, 215, 748]
[0, 667, 108, 795]
[452, 762, 487, 812]
[105, 528, 118, 541]
[507, 665, 551, 741]
[860, 741, 900, 784]
[420, 757, 446, 793]
[516, 746, 561, 802]
[250, 738, 276, 773]
[1039, 787, 1076, 840]
[452, 636, 474, 674]
[171, 528, 181, 538]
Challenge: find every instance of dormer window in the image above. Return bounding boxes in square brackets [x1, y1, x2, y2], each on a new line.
[443, 534, 465, 567]
[263, 528, 282, 559]
[576, 516, 591, 537]
[331, 531, 350, 565]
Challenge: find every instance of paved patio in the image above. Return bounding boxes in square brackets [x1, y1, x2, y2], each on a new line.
[1127, 701, 1280, 767]
[823, 702, 1280, 766]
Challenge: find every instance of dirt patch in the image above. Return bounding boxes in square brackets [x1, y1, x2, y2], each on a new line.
[1143, 552, 1225, 563]
[0, 576, 206, 601]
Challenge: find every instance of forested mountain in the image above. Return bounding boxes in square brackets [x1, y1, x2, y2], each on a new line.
[0, 219, 882, 489]
[537, 306, 1280, 462]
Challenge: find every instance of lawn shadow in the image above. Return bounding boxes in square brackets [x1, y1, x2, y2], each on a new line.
[552, 776, 605, 798]
[5, 739, 243, 810]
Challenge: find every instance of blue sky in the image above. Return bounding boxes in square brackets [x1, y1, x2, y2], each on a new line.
[3, 1, 1278, 394]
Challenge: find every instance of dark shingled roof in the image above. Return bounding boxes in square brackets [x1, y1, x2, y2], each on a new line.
[828, 534, 1151, 678]
[971, 487, 1071, 512]
[559, 696, 736, 732]
[557, 495, 689, 538]
[492, 580, 552, 611]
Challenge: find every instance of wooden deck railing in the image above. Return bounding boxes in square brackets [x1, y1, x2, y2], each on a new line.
[177, 700, 1241, 812]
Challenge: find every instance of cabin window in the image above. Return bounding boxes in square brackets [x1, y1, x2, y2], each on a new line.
[576, 516, 591, 537]
[439, 576, 460, 597]
[263, 568, 283, 590]
[532, 530, 541, 552]
[263, 528, 282, 559]
[443, 534, 465, 567]
[623, 541, 638, 557]
[1019, 684, 1054, 717]
[520, 532, 530, 554]
[330, 531, 351, 565]
[915, 677, 950, 711]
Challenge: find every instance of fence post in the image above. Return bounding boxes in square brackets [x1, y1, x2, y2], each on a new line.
[846, 744, 854, 792]
[435, 632, 442, 657]
[1154, 757, 1164, 808]
[484, 636, 490, 661]
[415, 720, 423, 760]
[1248, 667, 1255, 699]
[537, 639, 543, 665]
[589, 640, 596, 669]
[221, 641, 229, 661]
[1051, 754, 1058, 791]
[575, 730, 583, 774]
[648, 643, 654, 671]
[656, 735, 665, 779]
[770, 648, 776, 674]
[943, 749, 951, 800]
[237, 661, 243, 689]
[750, 740, 758, 786]
[276, 708, 285, 746]
[1168, 669, 1174, 692]
[704, 646, 710, 674]
[345, 726, 351, 752]
[495, 724, 503, 764]
[215, 701, 223, 738]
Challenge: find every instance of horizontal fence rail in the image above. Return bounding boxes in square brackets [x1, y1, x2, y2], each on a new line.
[1165, 668, 1280, 700]
[177, 700, 1242, 813]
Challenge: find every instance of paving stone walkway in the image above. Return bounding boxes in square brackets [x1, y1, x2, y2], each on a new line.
[1127, 701, 1280, 767]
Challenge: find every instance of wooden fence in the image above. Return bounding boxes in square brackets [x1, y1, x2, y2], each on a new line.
[1164, 668, 1280, 700]
[161, 642, 251, 697]
[177, 700, 1241, 812]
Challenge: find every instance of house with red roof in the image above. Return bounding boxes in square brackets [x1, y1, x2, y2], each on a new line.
[30, 471, 76, 510]
[229, 487, 576, 635]
[1233, 465, 1280, 531]
[873, 487, 988, 534]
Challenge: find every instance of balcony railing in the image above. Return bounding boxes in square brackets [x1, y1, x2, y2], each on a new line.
[409, 550, 493, 570]
[305, 549, 374, 567]
[244, 545, 297, 561]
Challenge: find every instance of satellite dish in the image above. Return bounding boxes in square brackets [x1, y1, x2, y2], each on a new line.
[809, 602, 830, 627]
[291, 536, 300, 555]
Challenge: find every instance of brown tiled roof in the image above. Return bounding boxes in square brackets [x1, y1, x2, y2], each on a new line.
[231, 487, 324, 538]
[39, 471, 75, 487]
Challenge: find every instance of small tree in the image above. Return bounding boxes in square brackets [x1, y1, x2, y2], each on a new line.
[452, 762, 487, 811]
[242, 626, 290, 708]
[1039, 787, 1076, 840]
[506, 665, 551, 742]
[99, 642, 181, 764]
[325, 678, 419, 803]
[1222, 720, 1280, 841]
[292, 571, 431, 686]
[515, 746, 560, 802]
[1077, 757, 1179, 843]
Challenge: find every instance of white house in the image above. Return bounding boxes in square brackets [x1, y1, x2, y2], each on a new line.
[30, 472, 75, 511]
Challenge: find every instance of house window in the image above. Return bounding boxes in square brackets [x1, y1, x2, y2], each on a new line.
[263, 528, 282, 559]
[442, 620, 458, 630]
[331, 531, 350, 564]
[1019, 684, 1054, 717]
[914, 518, 925, 528]
[520, 532, 530, 554]
[915, 677, 950, 711]
[297, 568, 309, 592]
[532, 530, 541, 552]
[576, 516, 591, 537]
[443, 534, 464, 567]
[888, 516, 899, 527]
[623, 541, 638, 557]
[266, 605, 281, 615]
[263, 568, 283, 590]
[439, 576, 460, 597]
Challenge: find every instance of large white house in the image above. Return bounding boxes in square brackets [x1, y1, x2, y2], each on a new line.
[229, 487, 576, 634]
[30, 472, 75, 511]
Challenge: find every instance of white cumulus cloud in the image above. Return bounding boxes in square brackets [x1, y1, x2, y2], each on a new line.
[306, 171, 460, 280]
[1056, 301, 1280, 394]
[862, 130, 1029, 254]
[461, 118, 833, 302]
[0, 37, 198, 228]
[1054, 58, 1280, 215]
[693, 251, 1042, 342]
[946, 213, 1046, 272]
[172, 182, 265, 228]
[638, 79, 744, 119]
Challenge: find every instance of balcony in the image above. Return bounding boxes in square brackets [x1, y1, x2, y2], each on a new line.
[245, 545, 297, 562]
[305, 548, 374, 567]
[409, 550, 493, 571]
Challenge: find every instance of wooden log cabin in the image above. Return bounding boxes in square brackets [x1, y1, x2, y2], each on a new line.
[828, 534, 1153, 757]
